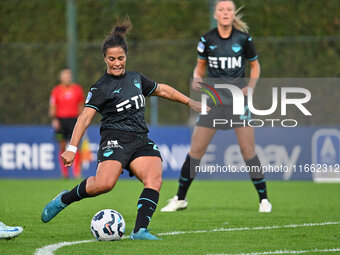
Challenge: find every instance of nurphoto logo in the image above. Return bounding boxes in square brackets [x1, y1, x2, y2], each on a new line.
[199, 82, 312, 128]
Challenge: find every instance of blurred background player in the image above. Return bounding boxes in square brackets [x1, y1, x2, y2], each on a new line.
[49, 68, 85, 178]
[41, 17, 202, 240]
[161, 0, 272, 213]
[0, 222, 23, 239]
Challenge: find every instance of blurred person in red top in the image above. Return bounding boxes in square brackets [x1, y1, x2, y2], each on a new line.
[49, 68, 85, 178]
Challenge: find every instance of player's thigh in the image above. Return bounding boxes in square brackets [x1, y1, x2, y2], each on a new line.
[189, 126, 217, 158]
[234, 126, 256, 159]
[92, 160, 123, 191]
[129, 156, 162, 191]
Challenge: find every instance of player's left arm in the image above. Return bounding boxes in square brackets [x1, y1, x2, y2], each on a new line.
[151, 84, 203, 112]
[242, 59, 260, 96]
[243, 35, 261, 96]
[49, 90, 61, 131]
[248, 59, 261, 89]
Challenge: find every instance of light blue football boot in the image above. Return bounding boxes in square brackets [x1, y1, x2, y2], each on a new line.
[0, 222, 23, 239]
[130, 228, 161, 240]
[41, 190, 69, 223]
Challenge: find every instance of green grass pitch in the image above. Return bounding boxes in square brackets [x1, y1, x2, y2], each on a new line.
[0, 179, 339, 255]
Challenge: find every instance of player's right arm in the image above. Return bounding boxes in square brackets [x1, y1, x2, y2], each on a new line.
[49, 104, 61, 131]
[49, 88, 61, 131]
[61, 107, 97, 166]
[192, 58, 207, 91]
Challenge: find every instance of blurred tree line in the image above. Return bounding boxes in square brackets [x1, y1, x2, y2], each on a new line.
[0, 0, 339, 125]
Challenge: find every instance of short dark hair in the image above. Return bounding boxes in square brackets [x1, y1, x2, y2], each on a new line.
[102, 17, 132, 56]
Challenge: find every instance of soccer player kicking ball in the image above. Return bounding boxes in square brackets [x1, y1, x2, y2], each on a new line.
[41, 17, 202, 240]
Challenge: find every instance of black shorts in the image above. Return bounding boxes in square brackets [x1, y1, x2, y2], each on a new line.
[196, 105, 252, 130]
[97, 129, 162, 172]
[55, 118, 77, 141]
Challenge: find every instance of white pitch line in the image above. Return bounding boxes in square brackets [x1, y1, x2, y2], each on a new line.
[35, 240, 95, 255]
[158, 221, 340, 236]
[209, 248, 340, 255]
[34, 221, 340, 255]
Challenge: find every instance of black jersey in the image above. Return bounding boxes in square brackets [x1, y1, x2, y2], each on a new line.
[197, 27, 258, 105]
[85, 71, 157, 134]
[197, 27, 257, 81]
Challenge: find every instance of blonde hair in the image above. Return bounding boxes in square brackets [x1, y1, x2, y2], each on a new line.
[214, 0, 249, 33]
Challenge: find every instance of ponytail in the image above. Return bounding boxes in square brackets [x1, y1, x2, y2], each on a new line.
[111, 17, 131, 39]
[233, 6, 248, 33]
[102, 16, 132, 56]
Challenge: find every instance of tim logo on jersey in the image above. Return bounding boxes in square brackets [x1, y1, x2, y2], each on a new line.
[116, 94, 146, 113]
[208, 56, 242, 69]
[197, 39, 242, 70]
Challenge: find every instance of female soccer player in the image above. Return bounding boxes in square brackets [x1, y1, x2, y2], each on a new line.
[41, 18, 202, 240]
[161, 0, 272, 213]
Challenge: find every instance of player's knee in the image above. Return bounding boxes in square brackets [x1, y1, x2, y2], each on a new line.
[240, 146, 255, 159]
[189, 146, 206, 159]
[96, 180, 115, 193]
[144, 175, 162, 192]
